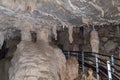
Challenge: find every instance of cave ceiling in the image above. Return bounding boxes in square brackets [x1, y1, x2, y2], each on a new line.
[0, 0, 120, 30]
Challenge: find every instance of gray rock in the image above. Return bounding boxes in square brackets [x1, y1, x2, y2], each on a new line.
[104, 40, 118, 53]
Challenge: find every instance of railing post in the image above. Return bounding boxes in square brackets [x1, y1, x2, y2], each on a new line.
[95, 53, 99, 80]
[82, 51, 85, 78]
[68, 51, 70, 58]
[111, 55, 114, 73]
[107, 61, 112, 80]
[82, 51, 84, 73]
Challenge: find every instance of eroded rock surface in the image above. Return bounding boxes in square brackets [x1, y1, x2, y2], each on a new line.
[66, 56, 79, 80]
[8, 25, 66, 80]
[9, 40, 67, 80]
[0, 0, 119, 32]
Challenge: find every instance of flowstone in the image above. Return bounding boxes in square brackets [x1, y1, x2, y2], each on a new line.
[9, 27, 67, 80]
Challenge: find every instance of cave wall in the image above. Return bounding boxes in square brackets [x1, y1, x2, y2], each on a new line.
[83, 26, 120, 56]
[57, 26, 120, 57]
[57, 27, 84, 51]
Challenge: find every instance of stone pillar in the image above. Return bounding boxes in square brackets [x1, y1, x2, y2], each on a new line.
[9, 26, 67, 80]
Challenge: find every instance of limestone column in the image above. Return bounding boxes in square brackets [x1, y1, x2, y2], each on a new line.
[9, 25, 67, 80]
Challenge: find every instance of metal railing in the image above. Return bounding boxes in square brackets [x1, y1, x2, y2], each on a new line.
[63, 51, 120, 80]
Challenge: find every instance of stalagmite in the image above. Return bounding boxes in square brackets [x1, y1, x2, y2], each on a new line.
[68, 27, 73, 43]
[66, 56, 79, 80]
[0, 31, 4, 49]
[52, 26, 57, 40]
[86, 68, 97, 80]
[9, 26, 67, 80]
[90, 27, 99, 53]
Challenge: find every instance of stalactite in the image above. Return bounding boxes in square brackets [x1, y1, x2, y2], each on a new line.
[68, 26, 73, 43]
[90, 27, 99, 53]
[52, 26, 57, 40]
[0, 31, 4, 49]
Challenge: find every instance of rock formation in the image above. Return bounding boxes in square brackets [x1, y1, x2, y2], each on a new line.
[0, 0, 119, 80]
[0, 57, 11, 80]
[86, 68, 97, 80]
[9, 26, 67, 80]
[66, 56, 79, 80]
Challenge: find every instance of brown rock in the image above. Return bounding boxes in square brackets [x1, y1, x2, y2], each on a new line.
[9, 26, 67, 80]
[66, 56, 79, 80]
[86, 68, 97, 80]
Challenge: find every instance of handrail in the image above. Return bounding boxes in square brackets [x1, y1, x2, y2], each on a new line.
[114, 63, 120, 68]
[111, 65, 120, 73]
[63, 51, 120, 79]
